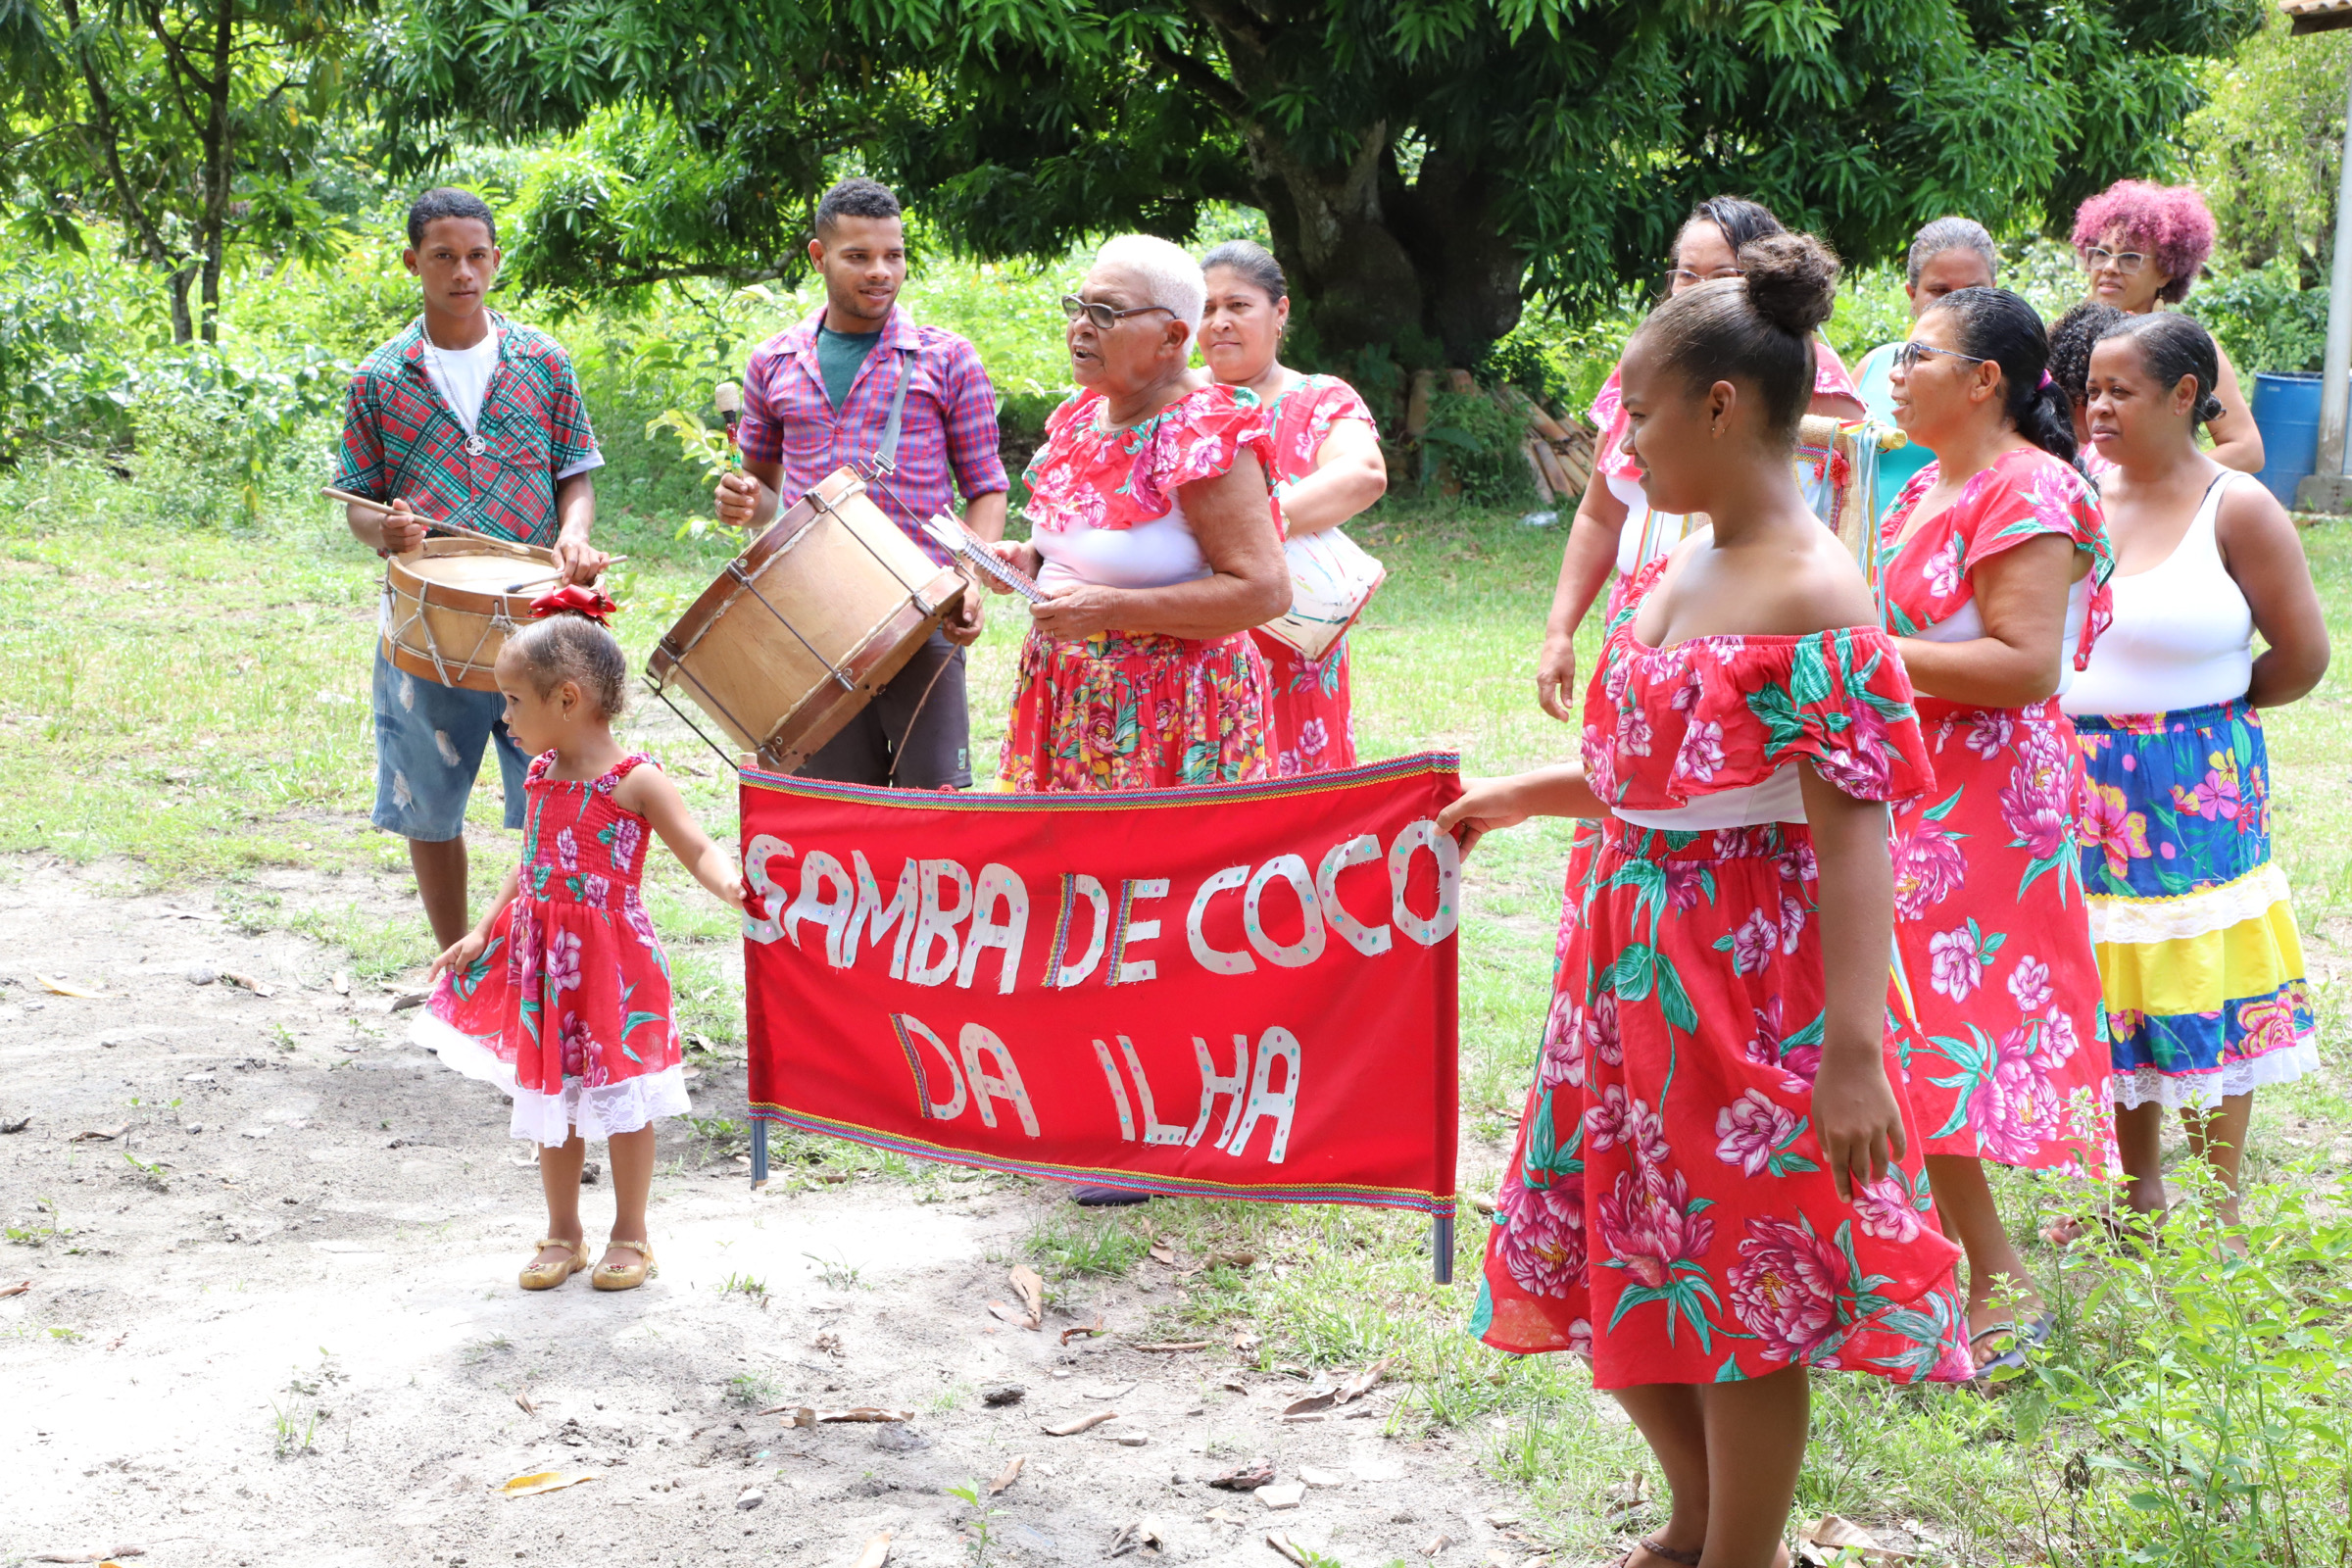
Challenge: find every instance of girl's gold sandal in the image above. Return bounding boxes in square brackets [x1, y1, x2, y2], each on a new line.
[519, 1238, 590, 1291]
[592, 1240, 658, 1292]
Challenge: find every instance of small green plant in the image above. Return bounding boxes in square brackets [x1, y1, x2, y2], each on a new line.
[726, 1369, 781, 1406]
[717, 1271, 770, 1306]
[461, 1334, 513, 1364]
[686, 1114, 750, 1156]
[122, 1150, 169, 1190]
[945, 1479, 1002, 1568]
[805, 1250, 860, 1290]
[6, 1199, 66, 1248]
[271, 1349, 340, 1458]
[1026, 1217, 1150, 1279]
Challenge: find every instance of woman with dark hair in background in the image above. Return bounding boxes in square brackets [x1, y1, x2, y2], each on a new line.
[2047, 301, 2132, 470]
[1444, 229, 1967, 1568]
[1534, 196, 1864, 724]
[1853, 218, 1999, 518]
[1198, 239, 1389, 776]
[1879, 285, 2118, 1378]
[2071, 180, 2262, 473]
[2066, 313, 2328, 1244]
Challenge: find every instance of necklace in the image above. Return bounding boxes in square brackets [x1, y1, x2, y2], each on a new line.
[418, 318, 494, 457]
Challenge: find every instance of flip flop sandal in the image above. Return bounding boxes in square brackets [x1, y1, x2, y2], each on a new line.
[519, 1238, 589, 1291]
[1969, 1312, 2054, 1385]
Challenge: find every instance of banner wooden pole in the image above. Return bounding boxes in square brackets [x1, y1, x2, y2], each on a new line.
[751, 1120, 769, 1190]
[1432, 1211, 1453, 1284]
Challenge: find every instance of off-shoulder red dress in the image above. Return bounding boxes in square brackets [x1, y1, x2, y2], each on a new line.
[1474, 561, 1972, 1387]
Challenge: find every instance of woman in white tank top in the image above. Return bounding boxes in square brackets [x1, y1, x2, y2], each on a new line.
[2064, 313, 2330, 1244]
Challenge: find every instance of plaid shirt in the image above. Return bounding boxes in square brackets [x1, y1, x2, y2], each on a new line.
[333, 310, 602, 546]
[737, 305, 1007, 564]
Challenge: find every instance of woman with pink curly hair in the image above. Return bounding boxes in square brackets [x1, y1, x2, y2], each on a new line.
[2071, 179, 2263, 473]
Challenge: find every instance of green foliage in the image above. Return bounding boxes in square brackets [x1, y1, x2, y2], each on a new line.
[373, 0, 2259, 362]
[2188, 6, 2352, 272]
[2186, 260, 2328, 374]
[1423, 390, 1535, 512]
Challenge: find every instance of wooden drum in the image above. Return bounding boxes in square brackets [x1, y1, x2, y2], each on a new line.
[381, 535, 563, 693]
[648, 467, 966, 774]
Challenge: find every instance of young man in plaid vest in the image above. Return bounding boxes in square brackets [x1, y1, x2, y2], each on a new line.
[713, 177, 1008, 787]
[334, 187, 610, 952]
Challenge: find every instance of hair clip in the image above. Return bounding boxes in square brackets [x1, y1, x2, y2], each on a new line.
[530, 585, 619, 624]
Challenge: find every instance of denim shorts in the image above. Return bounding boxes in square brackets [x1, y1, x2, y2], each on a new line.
[370, 645, 529, 842]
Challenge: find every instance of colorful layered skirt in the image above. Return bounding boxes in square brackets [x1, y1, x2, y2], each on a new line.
[998, 627, 1272, 793]
[1250, 629, 1355, 777]
[2073, 700, 2317, 1110]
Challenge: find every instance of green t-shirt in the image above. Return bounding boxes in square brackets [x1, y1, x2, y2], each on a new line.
[815, 322, 884, 410]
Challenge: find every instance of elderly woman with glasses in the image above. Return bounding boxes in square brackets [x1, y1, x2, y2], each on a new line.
[2071, 180, 2261, 474]
[984, 233, 1289, 793]
[1878, 284, 2119, 1381]
[1852, 217, 2001, 518]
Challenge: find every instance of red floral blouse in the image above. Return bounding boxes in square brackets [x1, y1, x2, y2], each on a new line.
[1878, 447, 2114, 672]
[1022, 382, 1277, 533]
[1583, 559, 1937, 812]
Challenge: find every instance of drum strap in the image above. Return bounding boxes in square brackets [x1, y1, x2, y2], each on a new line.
[874, 346, 918, 467]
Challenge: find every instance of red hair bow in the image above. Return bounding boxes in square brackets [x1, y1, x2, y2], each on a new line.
[529, 584, 618, 624]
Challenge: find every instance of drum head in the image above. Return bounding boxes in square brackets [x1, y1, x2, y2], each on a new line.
[405, 543, 551, 589]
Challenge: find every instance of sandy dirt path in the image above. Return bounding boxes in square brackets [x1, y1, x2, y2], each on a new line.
[0, 856, 1537, 1567]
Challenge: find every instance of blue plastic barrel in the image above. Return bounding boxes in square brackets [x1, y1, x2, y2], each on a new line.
[2252, 371, 2325, 508]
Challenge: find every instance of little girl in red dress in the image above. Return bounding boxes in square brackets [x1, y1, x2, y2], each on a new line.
[1443, 234, 1968, 1568]
[416, 610, 743, 1293]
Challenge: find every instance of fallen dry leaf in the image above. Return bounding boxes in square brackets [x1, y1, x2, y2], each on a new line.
[1207, 1249, 1258, 1269]
[70, 1126, 126, 1142]
[1060, 1314, 1105, 1345]
[987, 1454, 1026, 1495]
[1203, 1507, 1248, 1525]
[1336, 1358, 1395, 1404]
[1208, 1462, 1275, 1492]
[497, 1470, 596, 1497]
[817, 1407, 912, 1423]
[986, 1301, 1030, 1327]
[1133, 1340, 1212, 1353]
[1042, 1409, 1117, 1437]
[220, 971, 276, 998]
[851, 1532, 894, 1568]
[1421, 1535, 1453, 1559]
[1264, 1534, 1311, 1567]
[1798, 1516, 1915, 1565]
[1281, 1390, 1337, 1417]
[1110, 1520, 1167, 1558]
[813, 1331, 843, 1357]
[33, 973, 112, 1000]
[1008, 1264, 1045, 1329]
[30, 1552, 145, 1564]
[0, 1281, 28, 1298]
[514, 1393, 537, 1415]
[1149, 1241, 1178, 1265]
[1232, 1328, 1260, 1353]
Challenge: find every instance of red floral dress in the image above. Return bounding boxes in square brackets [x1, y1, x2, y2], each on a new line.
[1000, 383, 1279, 793]
[1476, 561, 1971, 1387]
[1248, 374, 1378, 776]
[415, 753, 688, 1146]
[1879, 449, 2117, 1176]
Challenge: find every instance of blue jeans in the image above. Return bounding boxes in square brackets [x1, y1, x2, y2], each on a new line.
[369, 646, 529, 842]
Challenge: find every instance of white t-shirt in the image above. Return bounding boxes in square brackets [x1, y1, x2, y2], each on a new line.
[1033, 498, 1211, 593]
[421, 327, 500, 434]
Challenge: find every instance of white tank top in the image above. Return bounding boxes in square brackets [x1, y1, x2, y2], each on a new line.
[1909, 574, 2099, 698]
[2063, 470, 2253, 717]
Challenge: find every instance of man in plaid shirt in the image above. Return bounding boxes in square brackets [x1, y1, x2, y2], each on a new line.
[714, 177, 1007, 788]
[333, 187, 611, 953]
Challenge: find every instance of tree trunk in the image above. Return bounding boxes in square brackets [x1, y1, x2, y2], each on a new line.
[168, 269, 196, 345]
[197, 0, 234, 344]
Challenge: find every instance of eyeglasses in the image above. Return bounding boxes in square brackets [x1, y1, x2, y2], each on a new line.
[1061, 294, 1177, 331]
[1666, 267, 1744, 290]
[1891, 341, 1995, 373]
[2082, 246, 2149, 275]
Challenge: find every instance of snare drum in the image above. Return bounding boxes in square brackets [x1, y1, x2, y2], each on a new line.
[648, 467, 967, 774]
[381, 536, 563, 692]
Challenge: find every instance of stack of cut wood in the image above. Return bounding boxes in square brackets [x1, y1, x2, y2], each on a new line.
[1402, 368, 1596, 505]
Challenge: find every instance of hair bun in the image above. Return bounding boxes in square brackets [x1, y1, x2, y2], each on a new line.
[1739, 232, 1839, 338]
[2197, 392, 2225, 424]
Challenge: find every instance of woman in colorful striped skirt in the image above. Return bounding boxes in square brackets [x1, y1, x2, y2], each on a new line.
[2066, 313, 2329, 1238]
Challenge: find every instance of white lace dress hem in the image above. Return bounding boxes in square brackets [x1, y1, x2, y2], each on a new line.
[413, 1011, 690, 1146]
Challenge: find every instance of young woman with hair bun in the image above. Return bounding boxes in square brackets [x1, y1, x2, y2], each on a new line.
[2065, 312, 2329, 1244]
[1878, 284, 2119, 1376]
[1443, 231, 1968, 1568]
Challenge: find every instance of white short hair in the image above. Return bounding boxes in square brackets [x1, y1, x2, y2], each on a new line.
[1093, 233, 1205, 347]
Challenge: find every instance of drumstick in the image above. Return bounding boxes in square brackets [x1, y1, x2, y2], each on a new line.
[714, 381, 743, 466]
[505, 557, 627, 593]
[321, 486, 510, 548]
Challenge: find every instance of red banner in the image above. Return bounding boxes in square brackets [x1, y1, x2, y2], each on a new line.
[740, 755, 1462, 1212]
